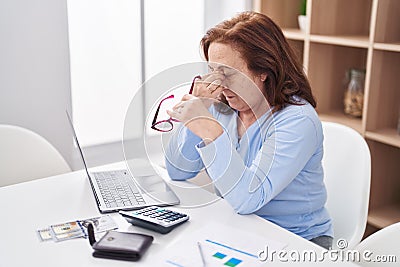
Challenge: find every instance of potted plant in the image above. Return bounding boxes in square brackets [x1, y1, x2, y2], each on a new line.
[298, 0, 307, 31]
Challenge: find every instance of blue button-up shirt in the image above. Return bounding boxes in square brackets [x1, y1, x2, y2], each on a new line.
[165, 98, 333, 240]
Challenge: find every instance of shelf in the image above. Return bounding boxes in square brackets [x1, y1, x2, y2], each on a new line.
[283, 28, 305, 41]
[365, 50, 400, 134]
[374, 0, 400, 43]
[308, 43, 368, 118]
[310, 0, 372, 37]
[319, 111, 363, 134]
[367, 140, 400, 229]
[373, 42, 400, 52]
[368, 204, 400, 228]
[310, 34, 370, 48]
[365, 129, 400, 148]
[287, 39, 304, 66]
[257, 0, 303, 29]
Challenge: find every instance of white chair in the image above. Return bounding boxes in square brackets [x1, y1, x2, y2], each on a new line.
[322, 122, 371, 249]
[354, 222, 400, 266]
[0, 124, 71, 187]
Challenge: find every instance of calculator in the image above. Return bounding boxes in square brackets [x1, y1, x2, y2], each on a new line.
[119, 206, 189, 234]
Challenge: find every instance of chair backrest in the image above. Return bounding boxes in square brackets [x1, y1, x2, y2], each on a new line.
[322, 122, 371, 249]
[0, 124, 71, 187]
[354, 222, 400, 266]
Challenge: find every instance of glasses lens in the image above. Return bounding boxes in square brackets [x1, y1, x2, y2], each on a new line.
[152, 121, 173, 132]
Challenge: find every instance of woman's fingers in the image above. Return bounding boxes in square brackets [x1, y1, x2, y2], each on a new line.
[202, 74, 224, 91]
[207, 79, 222, 93]
[169, 97, 191, 119]
[201, 72, 225, 83]
[168, 96, 211, 122]
[181, 94, 195, 101]
[166, 109, 176, 118]
[192, 73, 225, 98]
[167, 106, 183, 121]
[203, 73, 226, 94]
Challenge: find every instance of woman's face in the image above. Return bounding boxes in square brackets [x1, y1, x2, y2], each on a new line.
[208, 42, 267, 113]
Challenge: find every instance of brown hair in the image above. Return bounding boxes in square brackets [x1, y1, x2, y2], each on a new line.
[201, 11, 316, 113]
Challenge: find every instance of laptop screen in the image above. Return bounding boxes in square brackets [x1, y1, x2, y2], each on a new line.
[66, 111, 91, 178]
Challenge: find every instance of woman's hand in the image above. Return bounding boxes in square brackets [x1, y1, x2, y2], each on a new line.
[191, 72, 226, 100]
[167, 94, 223, 143]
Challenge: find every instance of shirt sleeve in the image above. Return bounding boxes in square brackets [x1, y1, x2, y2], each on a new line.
[165, 125, 205, 180]
[196, 113, 319, 214]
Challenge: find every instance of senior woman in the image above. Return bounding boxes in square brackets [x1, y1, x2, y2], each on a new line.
[163, 11, 333, 250]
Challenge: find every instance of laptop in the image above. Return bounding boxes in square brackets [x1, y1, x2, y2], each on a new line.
[66, 111, 180, 213]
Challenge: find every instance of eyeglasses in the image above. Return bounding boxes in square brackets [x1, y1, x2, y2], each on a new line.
[151, 75, 201, 132]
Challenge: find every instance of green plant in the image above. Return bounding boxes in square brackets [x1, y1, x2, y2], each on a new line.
[300, 0, 307, 16]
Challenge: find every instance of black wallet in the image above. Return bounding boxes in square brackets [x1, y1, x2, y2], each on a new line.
[87, 223, 153, 261]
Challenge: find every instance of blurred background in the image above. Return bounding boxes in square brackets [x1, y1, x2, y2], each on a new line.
[0, 0, 252, 170]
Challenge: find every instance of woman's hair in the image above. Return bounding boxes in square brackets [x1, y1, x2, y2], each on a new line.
[201, 11, 316, 113]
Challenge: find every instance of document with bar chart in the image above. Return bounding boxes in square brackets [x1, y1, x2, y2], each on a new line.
[160, 222, 286, 267]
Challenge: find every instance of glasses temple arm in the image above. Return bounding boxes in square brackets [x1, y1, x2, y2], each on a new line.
[189, 75, 202, 94]
[151, 94, 175, 125]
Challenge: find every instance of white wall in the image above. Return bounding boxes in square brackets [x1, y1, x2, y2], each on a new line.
[67, 0, 142, 147]
[204, 0, 253, 30]
[0, 0, 73, 165]
[144, 0, 205, 80]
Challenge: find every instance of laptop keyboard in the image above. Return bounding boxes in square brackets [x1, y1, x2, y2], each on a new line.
[93, 171, 146, 208]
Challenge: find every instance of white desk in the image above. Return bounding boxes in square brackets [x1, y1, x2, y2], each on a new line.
[0, 162, 359, 266]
